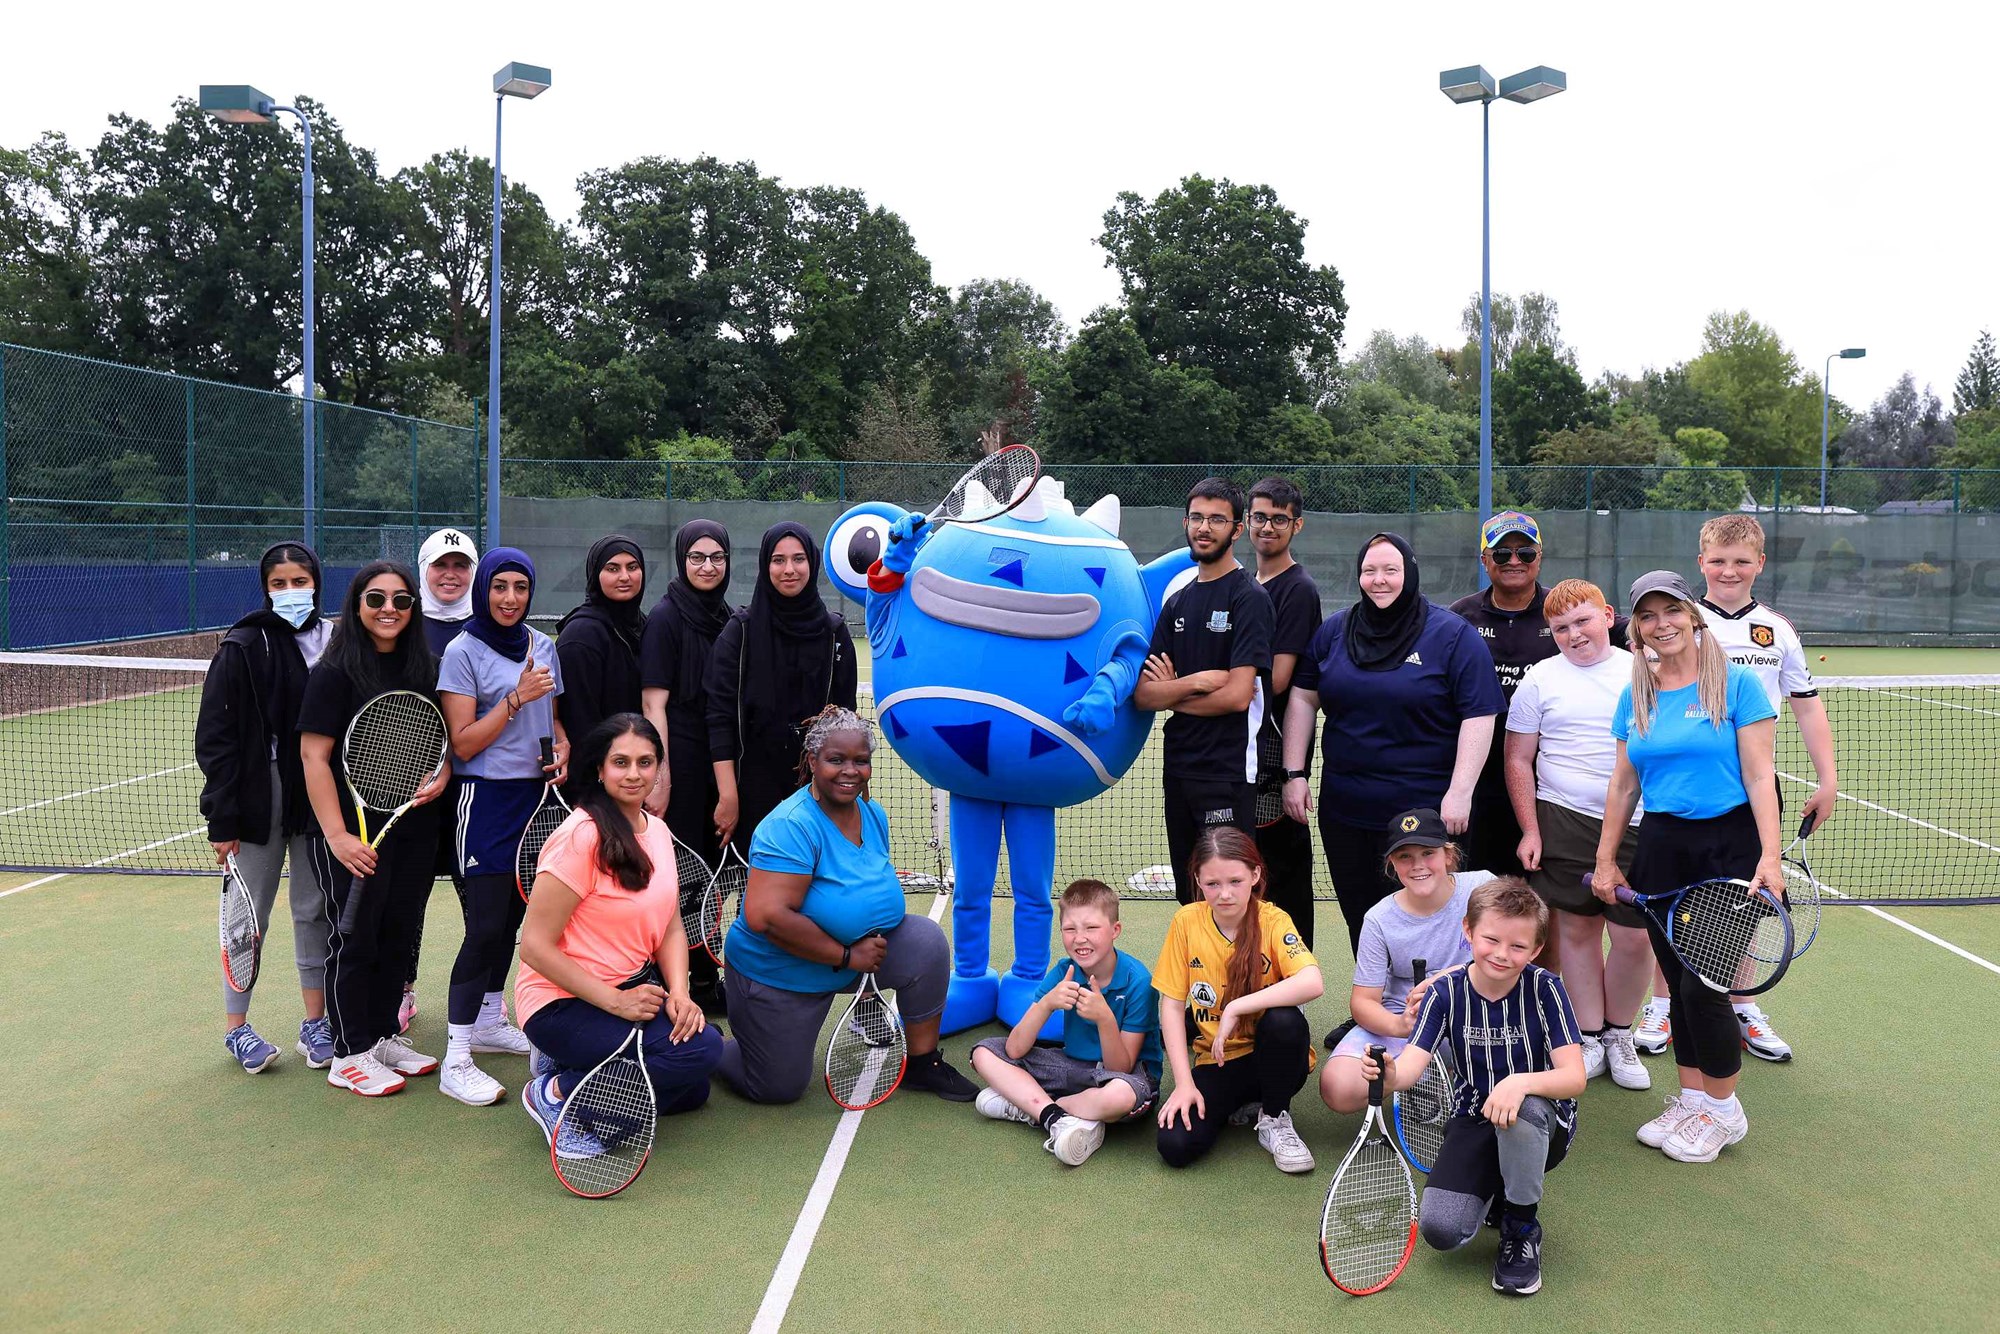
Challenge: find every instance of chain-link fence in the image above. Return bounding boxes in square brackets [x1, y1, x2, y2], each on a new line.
[0, 344, 481, 648]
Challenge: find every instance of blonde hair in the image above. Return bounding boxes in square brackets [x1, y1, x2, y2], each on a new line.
[1699, 514, 1766, 557]
[1542, 578, 1609, 621]
[1627, 593, 1729, 737]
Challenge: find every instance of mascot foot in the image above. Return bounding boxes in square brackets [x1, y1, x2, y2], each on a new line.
[939, 970, 999, 1036]
[999, 971, 1064, 1042]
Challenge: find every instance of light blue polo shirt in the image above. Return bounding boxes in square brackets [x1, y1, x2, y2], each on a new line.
[1032, 949, 1164, 1079]
[725, 787, 906, 994]
[437, 627, 563, 780]
[1612, 663, 1776, 819]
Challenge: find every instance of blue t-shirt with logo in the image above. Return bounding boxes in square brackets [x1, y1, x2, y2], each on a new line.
[725, 786, 906, 994]
[1612, 664, 1777, 819]
[1031, 949, 1164, 1079]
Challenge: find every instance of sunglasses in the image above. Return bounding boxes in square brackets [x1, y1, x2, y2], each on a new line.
[686, 552, 728, 568]
[361, 590, 416, 611]
[1488, 547, 1541, 564]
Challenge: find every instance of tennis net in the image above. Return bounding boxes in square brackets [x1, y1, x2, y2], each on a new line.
[1, 652, 1994, 906]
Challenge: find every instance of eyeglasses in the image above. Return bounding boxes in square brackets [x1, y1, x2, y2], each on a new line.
[1247, 513, 1295, 529]
[686, 552, 728, 568]
[361, 590, 416, 610]
[1184, 514, 1237, 530]
[1488, 547, 1541, 565]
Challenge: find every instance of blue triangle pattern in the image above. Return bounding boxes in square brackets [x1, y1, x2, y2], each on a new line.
[1063, 653, 1088, 684]
[991, 559, 1025, 586]
[886, 712, 908, 740]
[890, 637, 908, 659]
[1084, 567, 1106, 586]
[1027, 729, 1061, 759]
[934, 721, 992, 775]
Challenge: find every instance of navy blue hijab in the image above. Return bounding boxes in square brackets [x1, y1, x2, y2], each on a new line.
[465, 547, 536, 662]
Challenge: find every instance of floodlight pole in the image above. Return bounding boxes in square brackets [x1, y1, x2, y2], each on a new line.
[486, 92, 504, 550]
[266, 104, 317, 548]
[1480, 98, 1492, 526]
[1820, 348, 1866, 510]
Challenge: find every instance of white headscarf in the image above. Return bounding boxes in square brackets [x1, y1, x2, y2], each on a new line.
[418, 528, 479, 622]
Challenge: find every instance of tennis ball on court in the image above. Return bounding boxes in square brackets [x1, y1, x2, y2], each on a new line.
[1818, 654, 1827, 661]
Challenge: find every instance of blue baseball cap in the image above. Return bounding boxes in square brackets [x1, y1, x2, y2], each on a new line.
[1480, 510, 1541, 550]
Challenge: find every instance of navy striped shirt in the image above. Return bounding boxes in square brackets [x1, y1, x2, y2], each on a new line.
[1410, 964, 1582, 1133]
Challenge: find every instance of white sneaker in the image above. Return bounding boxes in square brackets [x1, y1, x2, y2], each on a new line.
[1255, 1110, 1315, 1173]
[1602, 1028, 1652, 1090]
[373, 1034, 439, 1077]
[439, 1054, 506, 1107]
[1662, 1106, 1749, 1163]
[327, 1050, 406, 1097]
[1736, 1005, 1793, 1062]
[1580, 1033, 1607, 1079]
[469, 1019, 533, 1057]
[1635, 998, 1671, 1055]
[1045, 1115, 1106, 1166]
[975, 1088, 1035, 1125]
[1636, 1095, 1701, 1148]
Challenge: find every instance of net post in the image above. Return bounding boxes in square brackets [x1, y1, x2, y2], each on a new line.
[184, 378, 197, 634]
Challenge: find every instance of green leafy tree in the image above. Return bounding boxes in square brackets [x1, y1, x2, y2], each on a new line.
[1683, 311, 1822, 469]
[1837, 373, 1955, 470]
[1035, 309, 1244, 464]
[1490, 343, 1607, 466]
[1953, 330, 1998, 416]
[922, 278, 1064, 452]
[1530, 414, 1669, 510]
[1347, 331, 1455, 411]
[1647, 426, 1750, 511]
[1458, 290, 1568, 374]
[0, 133, 97, 351]
[1097, 174, 1345, 414]
[1318, 379, 1474, 509]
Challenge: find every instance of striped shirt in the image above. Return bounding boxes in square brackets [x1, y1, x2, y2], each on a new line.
[1410, 964, 1582, 1133]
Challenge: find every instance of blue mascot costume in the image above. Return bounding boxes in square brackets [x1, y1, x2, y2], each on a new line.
[825, 478, 1192, 1034]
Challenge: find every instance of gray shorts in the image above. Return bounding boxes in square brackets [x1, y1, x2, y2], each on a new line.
[1528, 800, 1645, 929]
[716, 913, 951, 1105]
[971, 1037, 1157, 1116]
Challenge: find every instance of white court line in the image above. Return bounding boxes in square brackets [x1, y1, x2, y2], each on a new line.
[1777, 770, 2000, 857]
[749, 875, 951, 1334]
[0, 827, 204, 899]
[1846, 897, 2000, 977]
[0, 763, 195, 817]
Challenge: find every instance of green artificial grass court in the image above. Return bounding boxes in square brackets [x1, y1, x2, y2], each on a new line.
[2, 871, 1997, 1332]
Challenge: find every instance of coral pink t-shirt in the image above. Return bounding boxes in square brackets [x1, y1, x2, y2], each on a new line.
[514, 809, 680, 1026]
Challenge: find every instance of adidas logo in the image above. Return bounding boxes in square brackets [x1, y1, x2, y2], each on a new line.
[1188, 957, 1204, 969]
[466, 855, 480, 868]
[1405, 651, 1423, 665]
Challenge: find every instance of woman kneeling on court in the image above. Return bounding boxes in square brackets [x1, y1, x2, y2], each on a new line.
[715, 706, 975, 1104]
[1593, 571, 1781, 1164]
[516, 715, 722, 1146]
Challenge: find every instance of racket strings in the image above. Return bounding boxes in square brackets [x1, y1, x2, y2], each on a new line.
[554, 1055, 656, 1197]
[1395, 1064, 1452, 1168]
[221, 882, 259, 990]
[936, 448, 1037, 522]
[828, 988, 906, 1109]
[1323, 1142, 1417, 1290]
[673, 841, 710, 918]
[345, 695, 447, 808]
[515, 804, 569, 889]
[698, 864, 746, 958]
[1675, 882, 1787, 988]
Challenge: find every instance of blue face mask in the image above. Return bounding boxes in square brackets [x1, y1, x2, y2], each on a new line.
[270, 589, 316, 628]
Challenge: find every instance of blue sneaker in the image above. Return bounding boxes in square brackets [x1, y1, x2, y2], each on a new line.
[523, 1074, 604, 1160]
[225, 1023, 279, 1074]
[295, 1017, 333, 1069]
[1493, 1215, 1544, 1296]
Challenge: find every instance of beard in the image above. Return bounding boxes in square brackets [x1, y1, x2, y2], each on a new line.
[1189, 534, 1236, 566]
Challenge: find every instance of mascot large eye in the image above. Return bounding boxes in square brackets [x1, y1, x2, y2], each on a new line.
[823, 504, 906, 606]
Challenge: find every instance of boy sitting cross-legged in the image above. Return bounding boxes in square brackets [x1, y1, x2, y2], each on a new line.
[971, 879, 1164, 1166]
[1363, 877, 1586, 1298]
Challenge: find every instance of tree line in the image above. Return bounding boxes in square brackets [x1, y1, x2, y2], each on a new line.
[3, 94, 1996, 502]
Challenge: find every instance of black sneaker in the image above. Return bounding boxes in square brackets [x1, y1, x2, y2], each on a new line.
[903, 1051, 977, 1102]
[1323, 1017, 1357, 1052]
[1492, 1216, 1543, 1296]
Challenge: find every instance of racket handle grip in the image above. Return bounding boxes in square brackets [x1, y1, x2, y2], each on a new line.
[1366, 1044, 1387, 1106]
[540, 736, 555, 771]
[1798, 811, 1817, 840]
[1412, 956, 1427, 985]
[1581, 872, 1638, 906]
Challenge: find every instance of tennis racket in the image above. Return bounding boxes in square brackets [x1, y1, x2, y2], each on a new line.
[1390, 957, 1454, 1174]
[550, 965, 661, 1199]
[696, 841, 748, 965]
[515, 737, 572, 903]
[669, 831, 711, 926]
[1320, 1044, 1418, 1295]
[1780, 812, 1823, 958]
[1254, 727, 1286, 827]
[825, 956, 908, 1111]
[921, 443, 1041, 528]
[219, 852, 261, 994]
[1584, 873, 1793, 996]
[334, 689, 450, 931]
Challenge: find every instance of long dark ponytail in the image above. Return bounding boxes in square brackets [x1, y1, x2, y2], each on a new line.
[572, 712, 663, 892]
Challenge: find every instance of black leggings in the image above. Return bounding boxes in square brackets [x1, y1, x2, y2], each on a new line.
[1157, 1006, 1311, 1168]
[1163, 775, 1257, 905]
[1630, 804, 1760, 1080]
[315, 814, 437, 1059]
[1317, 814, 1397, 959]
[1255, 814, 1316, 950]
[449, 873, 525, 1026]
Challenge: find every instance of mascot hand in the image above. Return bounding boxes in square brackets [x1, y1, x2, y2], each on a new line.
[880, 513, 929, 576]
[1062, 678, 1119, 737]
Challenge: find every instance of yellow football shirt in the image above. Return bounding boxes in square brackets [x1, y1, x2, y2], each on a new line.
[1152, 899, 1317, 1068]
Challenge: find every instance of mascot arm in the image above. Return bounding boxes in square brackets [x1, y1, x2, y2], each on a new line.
[877, 512, 934, 577]
[1059, 625, 1149, 737]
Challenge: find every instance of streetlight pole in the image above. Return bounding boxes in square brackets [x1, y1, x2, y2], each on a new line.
[199, 86, 316, 546]
[1820, 347, 1867, 510]
[486, 63, 552, 551]
[1440, 64, 1566, 579]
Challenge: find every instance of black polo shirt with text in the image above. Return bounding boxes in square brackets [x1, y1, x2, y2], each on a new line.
[1150, 565, 1274, 782]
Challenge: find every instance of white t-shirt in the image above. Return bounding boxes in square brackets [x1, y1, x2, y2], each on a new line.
[1699, 599, 1814, 711]
[1506, 647, 1642, 822]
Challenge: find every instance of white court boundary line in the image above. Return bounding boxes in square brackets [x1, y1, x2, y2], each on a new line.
[0, 826, 204, 899]
[0, 762, 195, 817]
[1777, 770, 2000, 858]
[749, 869, 951, 1334]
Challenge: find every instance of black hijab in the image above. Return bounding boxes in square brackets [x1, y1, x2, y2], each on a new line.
[559, 535, 647, 657]
[664, 521, 733, 642]
[1345, 532, 1429, 672]
[740, 522, 838, 733]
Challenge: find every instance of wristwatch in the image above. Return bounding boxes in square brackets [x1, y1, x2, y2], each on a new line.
[1283, 768, 1310, 781]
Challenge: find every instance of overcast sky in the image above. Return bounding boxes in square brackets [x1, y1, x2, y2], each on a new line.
[11, 0, 1995, 411]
